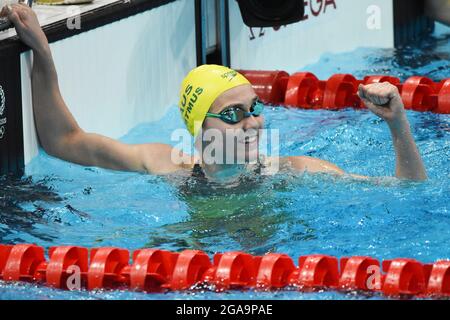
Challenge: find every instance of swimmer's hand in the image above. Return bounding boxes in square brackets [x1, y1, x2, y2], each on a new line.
[0, 3, 49, 54]
[357, 82, 407, 129]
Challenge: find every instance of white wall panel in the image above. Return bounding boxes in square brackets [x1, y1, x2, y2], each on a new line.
[229, 0, 394, 72]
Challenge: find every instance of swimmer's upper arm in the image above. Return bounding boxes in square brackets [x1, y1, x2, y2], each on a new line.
[140, 143, 194, 174]
[286, 156, 345, 174]
[60, 131, 187, 174]
[286, 156, 370, 180]
[60, 131, 147, 172]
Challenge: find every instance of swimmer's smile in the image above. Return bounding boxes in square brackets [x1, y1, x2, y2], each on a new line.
[242, 135, 258, 145]
[238, 134, 259, 151]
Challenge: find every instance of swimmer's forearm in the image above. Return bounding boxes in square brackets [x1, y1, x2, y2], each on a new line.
[388, 117, 427, 181]
[32, 48, 82, 156]
[358, 83, 427, 181]
[32, 46, 56, 82]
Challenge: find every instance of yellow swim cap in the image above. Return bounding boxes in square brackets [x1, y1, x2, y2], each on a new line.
[178, 64, 250, 136]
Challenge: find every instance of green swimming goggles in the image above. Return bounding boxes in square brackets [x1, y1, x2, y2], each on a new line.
[205, 99, 264, 124]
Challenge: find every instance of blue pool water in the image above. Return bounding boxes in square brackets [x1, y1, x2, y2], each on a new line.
[0, 24, 449, 300]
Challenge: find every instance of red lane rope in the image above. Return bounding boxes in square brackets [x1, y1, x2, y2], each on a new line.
[237, 70, 450, 114]
[1, 244, 449, 297]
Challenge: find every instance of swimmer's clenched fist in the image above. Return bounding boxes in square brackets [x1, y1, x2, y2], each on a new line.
[358, 82, 406, 128]
[1, 3, 49, 54]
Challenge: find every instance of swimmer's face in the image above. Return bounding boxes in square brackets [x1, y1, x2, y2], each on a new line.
[201, 84, 264, 164]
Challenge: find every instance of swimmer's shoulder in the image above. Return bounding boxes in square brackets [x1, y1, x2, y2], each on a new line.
[141, 143, 198, 175]
[272, 155, 345, 175]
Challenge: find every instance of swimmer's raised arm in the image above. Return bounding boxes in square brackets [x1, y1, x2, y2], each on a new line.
[2, 4, 185, 174]
[357, 82, 427, 181]
[283, 82, 427, 181]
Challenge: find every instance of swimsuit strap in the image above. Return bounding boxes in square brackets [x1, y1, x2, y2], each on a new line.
[192, 163, 206, 179]
[192, 158, 266, 178]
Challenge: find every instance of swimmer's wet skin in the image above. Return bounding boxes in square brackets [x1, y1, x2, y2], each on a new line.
[1, 4, 427, 182]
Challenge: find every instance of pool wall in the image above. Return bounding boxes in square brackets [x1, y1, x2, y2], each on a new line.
[228, 0, 394, 72]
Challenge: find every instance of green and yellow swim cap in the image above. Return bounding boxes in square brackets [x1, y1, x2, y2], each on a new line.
[178, 64, 250, 136]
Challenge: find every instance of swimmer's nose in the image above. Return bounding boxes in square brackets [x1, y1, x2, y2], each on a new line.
[242, 115, 261, 131]
[242, 112, 261, 130]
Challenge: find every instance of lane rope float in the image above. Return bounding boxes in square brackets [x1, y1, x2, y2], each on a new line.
[237, 70, 450, 114]
[1, 244, 449, 297]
